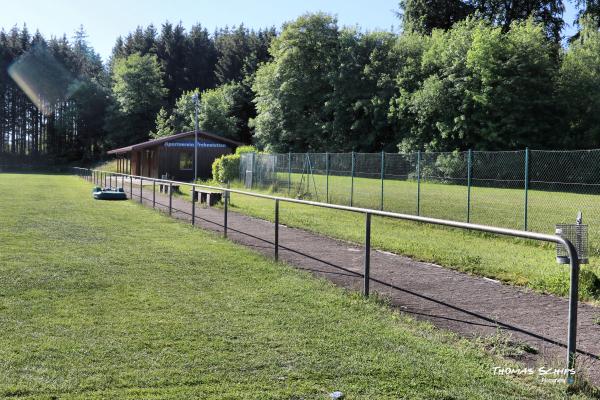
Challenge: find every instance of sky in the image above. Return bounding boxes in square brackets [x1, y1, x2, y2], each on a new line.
[0, 0, 401, 62]
[0, 0, 579, 62]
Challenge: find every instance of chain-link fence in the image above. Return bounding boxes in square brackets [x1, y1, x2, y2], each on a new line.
[239, 150, 600, 254]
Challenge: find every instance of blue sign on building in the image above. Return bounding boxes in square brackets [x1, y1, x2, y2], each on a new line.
[164, 141, 227, 149]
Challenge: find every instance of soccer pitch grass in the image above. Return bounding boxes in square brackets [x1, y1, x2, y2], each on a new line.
[0, 173, 593, 399]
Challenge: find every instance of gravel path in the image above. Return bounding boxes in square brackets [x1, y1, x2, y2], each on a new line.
[116, 181, 600, 382]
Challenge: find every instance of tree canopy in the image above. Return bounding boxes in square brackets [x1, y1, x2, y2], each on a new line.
[4, 6, 600, 166]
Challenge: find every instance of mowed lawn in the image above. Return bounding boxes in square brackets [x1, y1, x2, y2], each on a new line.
[0, 173, 590, 399]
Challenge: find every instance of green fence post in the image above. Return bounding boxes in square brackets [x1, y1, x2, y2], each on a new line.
[287, 152, 291, 196]
[524, 147, 529, 231]
[417, 150, 421, 216]
[467, 149, 472, 223]
[326, 152, 330, 203]
[380, 151, 385, 211]
[351, 151, 355, 207]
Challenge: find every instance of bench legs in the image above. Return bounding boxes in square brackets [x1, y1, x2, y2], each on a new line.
[191, 191, 223, 207]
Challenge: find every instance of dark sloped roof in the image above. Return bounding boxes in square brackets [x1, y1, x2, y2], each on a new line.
[107, 131, 244, 155]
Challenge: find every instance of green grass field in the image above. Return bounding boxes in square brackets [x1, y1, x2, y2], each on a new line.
[0, 173, 595, 399]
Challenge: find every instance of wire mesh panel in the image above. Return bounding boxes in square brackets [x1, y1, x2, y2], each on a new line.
[419, 151, 468, 221]
[326, 153, 353, 206]
[530, 150, 600, 255]
[470, 151, 525, 229]
[237, 149, 600, 252]
[383, 152, 417, 215]
[555, 224, 589, 264]
[239, 153, 253, 188]
[353, 153, 383, 209]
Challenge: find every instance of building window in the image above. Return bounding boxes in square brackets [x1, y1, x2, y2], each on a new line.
[179, 153, 193, 170]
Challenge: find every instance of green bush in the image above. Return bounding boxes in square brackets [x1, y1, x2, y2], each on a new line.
[235, 145, 257, 155]
[212, 153, 241, 183]
[212, 146, 259, 183]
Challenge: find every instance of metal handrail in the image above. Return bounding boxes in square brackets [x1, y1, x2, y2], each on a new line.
[73, 167, 581, 377]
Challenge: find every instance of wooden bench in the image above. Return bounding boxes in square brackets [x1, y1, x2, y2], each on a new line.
[190, 188, 223, 207]
[159, 174, 180, 194]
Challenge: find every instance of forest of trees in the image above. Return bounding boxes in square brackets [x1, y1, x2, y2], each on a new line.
[4, 1, 600, 164]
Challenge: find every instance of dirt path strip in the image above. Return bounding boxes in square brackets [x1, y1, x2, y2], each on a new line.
[118, 182, 600, 383]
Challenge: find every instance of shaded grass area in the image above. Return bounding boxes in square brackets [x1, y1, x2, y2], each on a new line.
[0, 173, 592, 399]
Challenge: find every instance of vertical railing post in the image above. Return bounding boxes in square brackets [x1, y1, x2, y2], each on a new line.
[364, 212, 371, 297]
[350, 151, 355, 207]
[417, 150, 421, 216]
[275, 199, 279, 261]
[139, 178, 143, 204]
[524, 147, 529, 231]
[467, 149, 472, 223]
[223, 187, 229, 238]
[326, 152, 330, 203]
[152, 180, 156, 208]
[129, 175, 133, 198]
[288, 152, 291, 196]
[564, 239, 580, 381]
[191, 185, 196, 226]
[104, 172, 107, 188]
[168, 183, 172, 215]
[380, 151, 385, 211]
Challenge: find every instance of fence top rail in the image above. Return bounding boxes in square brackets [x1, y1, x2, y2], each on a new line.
[76, 167, 576, 249]
[266, 148, 600, 155]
